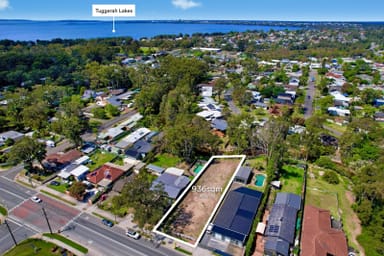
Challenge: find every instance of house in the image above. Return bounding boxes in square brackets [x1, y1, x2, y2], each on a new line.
[330, 91, 350, 107]
[115, 127, 151, 149]
[374, 98, 384, 107]
[301, 205, 348, 256]
[200, 84, 213, 97]
[98, 127, 125, 141]
[234, 166, 252, 184]
[151, 172, 190, 199]
[0, 130, 24, 143]
[211, 187, 263, 247]
[374, 112, 384, 122]
[70, 165, 90, 181]
[86, 163, 127, 188]
[106, 96, 122, 107]
[125, 139, 154, 160]
[146, 164, 165, 176]
[58, 164, 80, 180]
[211, 119, 228, 132]
[327, 107, 350, 117]
[264, 193, 301, 256]
[45, 150, 83, 170]
[275, 93, 294, 105]
[73, 156, 90, 165]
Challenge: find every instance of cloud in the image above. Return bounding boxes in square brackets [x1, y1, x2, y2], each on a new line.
[172, 0, 201, 10]
[0, 0, 9, 10]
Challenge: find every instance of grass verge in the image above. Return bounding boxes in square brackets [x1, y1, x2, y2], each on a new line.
[174, 246, 193, 255]
[43, 233, 88, 254]
[40, 190, 76, 206]
[92, 212, 118, 224]
[4, 238, 62, 256]
[16, 179, 35, 188]
[0, 204, 7, 216]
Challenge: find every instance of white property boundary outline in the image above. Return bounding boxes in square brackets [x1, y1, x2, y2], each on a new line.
[153, 155, 247, 248]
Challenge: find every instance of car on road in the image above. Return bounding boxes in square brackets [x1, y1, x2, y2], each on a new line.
[50, 180, 60, 186]
[126, 229, 140, 239]
[31, 196, 42, 203]
[102, 218, 114, 227]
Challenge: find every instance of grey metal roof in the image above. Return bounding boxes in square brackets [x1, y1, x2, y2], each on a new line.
[212, 187, 262, 242]
[275, 193, 301, 210]
[211, 119, 228, 131]
[146, 164, 165, 174]
[265, 204, 298, 244]
[152, 173, 190, 199]
[0, 130, 24, 141]
[264, 237, 290, 256]
[236, 166, 252, 180]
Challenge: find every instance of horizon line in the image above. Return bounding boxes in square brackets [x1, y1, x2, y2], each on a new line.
[1, 18, 384, 23]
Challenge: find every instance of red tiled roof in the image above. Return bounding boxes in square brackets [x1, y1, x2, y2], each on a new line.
[301, 205, 348, 256]
[326, 72, 343, 79]
[86, 163, 124, 185]
[45, 149, 82, 165]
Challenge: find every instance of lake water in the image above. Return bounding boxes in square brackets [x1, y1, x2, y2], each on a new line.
[0, 20, 300, 41]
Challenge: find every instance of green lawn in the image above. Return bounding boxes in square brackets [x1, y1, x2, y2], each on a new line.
[4, 238, 68, 256]
[47, 180, 69, 193]
[43, 233, 88, 254]
[150, 153, 181, 168]
[247, 155, 266, 170]
[306, 165, 359, 251]
[280, 165, 304, 195]
[40, 190, 76, 206]
[324, 121, 347, 134]
[111, 156, 124, 166]
[87, 150, 117, 171]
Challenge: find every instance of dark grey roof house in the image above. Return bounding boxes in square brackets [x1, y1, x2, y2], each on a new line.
[234, 166, 252, 184]
[211, 187, 263, 247]
[125, 139, 154, 160]
[151, 173, 190, 199]
[264, 193, 301, 256]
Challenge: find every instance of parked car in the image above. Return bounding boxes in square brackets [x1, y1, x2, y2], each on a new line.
[31, 196, 42, 203]
[206, 223, 214, 234]
[50, 180, 60, 186]
[125, 229, 140, 239]
[102, 218, 113, 227]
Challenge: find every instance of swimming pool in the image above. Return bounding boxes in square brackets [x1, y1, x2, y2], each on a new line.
[255, 174, 266, 187]
[193, 164, 204, 174]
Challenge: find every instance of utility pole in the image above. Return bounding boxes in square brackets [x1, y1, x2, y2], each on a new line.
[42, 207, 53, 234]
[4, 219, 18, 246]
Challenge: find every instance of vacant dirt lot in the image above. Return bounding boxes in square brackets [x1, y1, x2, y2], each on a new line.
[164, 158, 241, 244]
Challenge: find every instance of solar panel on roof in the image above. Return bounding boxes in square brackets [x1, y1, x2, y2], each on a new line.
[269, 225, 280, 233]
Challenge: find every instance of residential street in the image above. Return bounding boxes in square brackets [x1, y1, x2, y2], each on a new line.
[0, 167, 180, 256]
[62, 213, 182, 256]
[304, 70, 317, 119]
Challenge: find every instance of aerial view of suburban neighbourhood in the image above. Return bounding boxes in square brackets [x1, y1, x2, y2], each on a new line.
[0, 1, 384, 256]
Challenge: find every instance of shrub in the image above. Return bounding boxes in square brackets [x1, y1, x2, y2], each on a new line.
[323, 170, 339, 184]
[316, 156, 336, 169]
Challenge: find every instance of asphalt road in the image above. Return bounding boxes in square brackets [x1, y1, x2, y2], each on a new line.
[304, 70, 317, 119]
[98, 110, 138, 132]
[0, 219, 37, 255]
[225, 88, 241, 115]
[0, 176, 34, 210]
[62, 213, 182, 256]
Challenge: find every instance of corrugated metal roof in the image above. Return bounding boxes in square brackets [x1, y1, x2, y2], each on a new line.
[265, 237, 290, 256]
[275, 193, 301, 210]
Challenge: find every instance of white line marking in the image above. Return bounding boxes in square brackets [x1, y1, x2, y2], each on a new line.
[0, 188, 26, 200]
[74, 221, 147, 256]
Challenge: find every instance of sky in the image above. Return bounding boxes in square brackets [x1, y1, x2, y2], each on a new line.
[0, 0, 383, 21]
